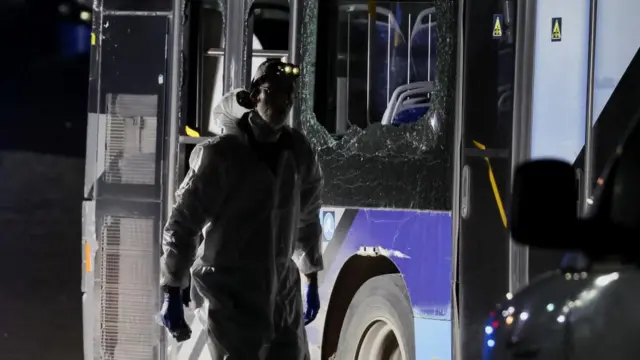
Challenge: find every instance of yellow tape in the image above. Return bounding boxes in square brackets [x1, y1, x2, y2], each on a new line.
[484, 158, 508, 228]
[185, 126, 200, 137]
[472, 140, 486, 150]
[368, 0, 376, 17]
[85, 242, 92, 273]
[91, 32, 96, 46]
[473, 140, 508, 228]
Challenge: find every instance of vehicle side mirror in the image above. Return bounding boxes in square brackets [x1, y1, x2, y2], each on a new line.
[510, 159, 579, 249]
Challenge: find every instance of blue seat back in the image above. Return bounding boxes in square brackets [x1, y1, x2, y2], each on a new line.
[392, 104, 430, 126]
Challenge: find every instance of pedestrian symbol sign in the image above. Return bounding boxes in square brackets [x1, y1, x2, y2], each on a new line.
[493, 14, 503, 38]
[551, 17, 562, 42]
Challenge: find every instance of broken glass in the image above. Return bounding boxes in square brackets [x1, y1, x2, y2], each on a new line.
[300, 0, 457, 210]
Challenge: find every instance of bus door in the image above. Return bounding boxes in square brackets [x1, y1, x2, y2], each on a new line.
[456, 0, 516, 358]
[168, 1, 295, 359]
[526, 0, 640, 277]
[82, 0, 174, 359]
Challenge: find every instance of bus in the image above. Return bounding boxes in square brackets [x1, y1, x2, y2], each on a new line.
[81, 0, 640, 359]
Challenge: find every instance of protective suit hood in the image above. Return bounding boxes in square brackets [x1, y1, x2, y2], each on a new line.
[208, 89, 252, 136]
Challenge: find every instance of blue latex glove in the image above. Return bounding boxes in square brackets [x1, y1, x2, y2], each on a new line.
[304, 281, 320, 325]
[160, 287, 192, 342]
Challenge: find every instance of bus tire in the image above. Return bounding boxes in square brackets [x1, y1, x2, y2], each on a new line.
[334, 274, 415, 360]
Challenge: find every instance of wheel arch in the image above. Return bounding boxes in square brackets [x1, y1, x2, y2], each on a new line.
[320, 252, 412, 360]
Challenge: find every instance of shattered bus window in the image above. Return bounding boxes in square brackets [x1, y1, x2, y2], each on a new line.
[302, 0, 456, 210]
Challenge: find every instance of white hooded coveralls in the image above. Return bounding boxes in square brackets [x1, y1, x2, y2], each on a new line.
[160, 90, 324, 360]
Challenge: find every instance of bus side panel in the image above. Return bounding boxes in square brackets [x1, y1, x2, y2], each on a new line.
[315, 208, 452, 360]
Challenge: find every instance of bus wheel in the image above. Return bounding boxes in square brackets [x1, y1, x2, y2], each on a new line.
[335, 274, 414, 360]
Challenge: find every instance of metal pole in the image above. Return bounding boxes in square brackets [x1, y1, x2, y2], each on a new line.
[407, 14, 412, 84]
[427, 14, 432, 81]
[583, 0, 598, 213]
[508, 0, 537, 295]
[387, 13, 391, 103]
[223, 0, 249, 93]
[163, 0, 184, 358]
[206, 48, 289, 58]
[347, 13, 351, 113]
[165, 0, 182, 240]
[195, 7, 204, 130]
[288, 0, 303, 128]
[366, 10, 375, 124]
[451, 0, 466, 359]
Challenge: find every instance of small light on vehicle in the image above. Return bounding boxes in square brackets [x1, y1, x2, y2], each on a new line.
[519, 312, 529, 321]
[485, 326, 493, 335]
[573, 273, 581, 280]
[506, 292, 513, 300]
[546, 303, 555, 312]
[557, 315, 566, 323]
[487, 339, 495, 348]
[505, 316, 514, 325]
[80, 11, 91, 21]
[492, 321, 500, 329]
[507, 306, 515, 314]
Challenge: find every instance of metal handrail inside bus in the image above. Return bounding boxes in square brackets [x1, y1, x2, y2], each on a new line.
[411, 7, 437, 39]
[339, 4, 404, 117]
[411, 7, 436, 82]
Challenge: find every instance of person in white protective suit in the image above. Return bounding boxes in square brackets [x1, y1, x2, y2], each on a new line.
[159, 59, 324, 360]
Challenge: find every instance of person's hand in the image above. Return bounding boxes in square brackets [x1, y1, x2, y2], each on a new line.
[304, 275, 320, 325]
[181, 277, 191, 308]
[160, 287, 192, 342]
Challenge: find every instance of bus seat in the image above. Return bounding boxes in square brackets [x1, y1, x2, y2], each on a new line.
[389, 86, 432, 122]
[392, 104, 430, 126]
[402, 96, 429, 106]
[381, 81, 434, 125]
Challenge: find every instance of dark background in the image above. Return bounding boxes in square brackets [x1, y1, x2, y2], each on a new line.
[0, 1, 90, 358]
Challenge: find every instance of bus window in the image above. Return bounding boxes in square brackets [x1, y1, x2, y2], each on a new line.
[194, 3, 289, 136]
[316, 2, 436, 132]
[308, 0, 456, 210]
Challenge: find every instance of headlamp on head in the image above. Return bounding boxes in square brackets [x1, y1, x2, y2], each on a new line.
[272, 63, 301, 78]
[282, 64, 301, 76]
[251, 60, 301, 90]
